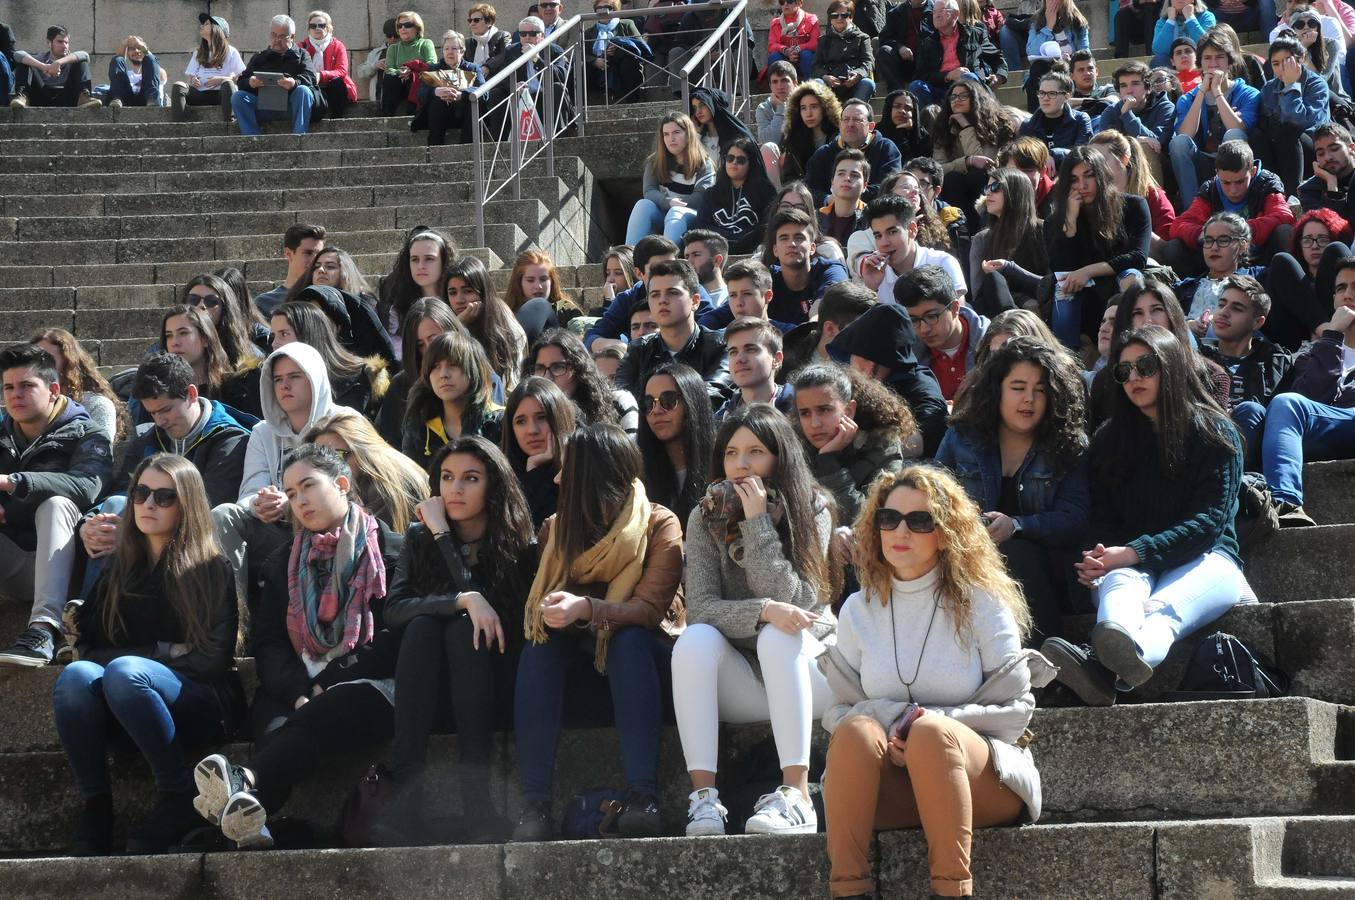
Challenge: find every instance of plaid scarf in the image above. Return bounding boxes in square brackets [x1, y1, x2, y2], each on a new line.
[286, 503, 385, 662]
[700, 480, 785, 563]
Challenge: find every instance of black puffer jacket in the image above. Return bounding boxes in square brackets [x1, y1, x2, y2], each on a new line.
[0, 398, 112, 548]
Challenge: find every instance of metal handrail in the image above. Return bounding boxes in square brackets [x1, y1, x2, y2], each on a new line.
[678, 0, 749, 112]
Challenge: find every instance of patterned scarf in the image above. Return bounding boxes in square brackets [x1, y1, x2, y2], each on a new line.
[700, 480, 785, 564]
[286, 503, 385, 663]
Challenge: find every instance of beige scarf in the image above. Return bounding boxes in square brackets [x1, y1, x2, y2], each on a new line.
[525, 480, 650, 672]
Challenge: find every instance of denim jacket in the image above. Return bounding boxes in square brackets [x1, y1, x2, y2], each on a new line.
[933, 430, 1089, 545]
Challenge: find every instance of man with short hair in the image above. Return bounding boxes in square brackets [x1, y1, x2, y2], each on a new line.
[804, 99, 903, 201]
[896, 265, 989, 401]
[767, 208, 850, 326]
[1258, 256, 1355, 526]
[818, 148, 870, 245]
[1096, 60, 1176, 183]
[537, 0, 566, 35]
[1168, 35, 1261, 208]
[1018, 70, 1093, 166]
[252, 224, 327, 316]
[1297, 123, 1355, 219]
[683, 229, 729, 306]
[487, 16, 574, 135]
[723, 259, 775, 321]
[1067, 50, 1116, 118]
[232, 15, 319, 136]
[1167, 140, 1294, 268]
[716, 317, 795, 420]
[630, 296, 659, 341]
[1198, 275, 1292, 465]
[584, 234, 718, 351]
[0, 345, 112, 667]
[858, 195, 967, 303]
[614, 259, 736, 406]
[10, 24, 100, 109]
[907, 0, 1006, 108]
[757, 60, 798, 146]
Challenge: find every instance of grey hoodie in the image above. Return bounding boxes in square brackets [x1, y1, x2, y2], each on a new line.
[237, 342, 357, 513]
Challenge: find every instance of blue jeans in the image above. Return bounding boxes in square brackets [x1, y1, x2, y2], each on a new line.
[849, 76, 876, 102]
[0, 52, 13, 102]
[1050, 286, 1098, 350]
[53, 657, 222, 798]
[625, 197, 699, 245]
[1169, 128, 1249, 209]
[1233, 400, 1267, 469]
[1096, 551, 1244, 675]
[107, 54, 163, 107]
[767, 49, 815, 81]
[513, 625, 668, 803]
[1261, 392, 1355, 505]
[998, 23, 1028, 71]
[231, 85, 314, 135]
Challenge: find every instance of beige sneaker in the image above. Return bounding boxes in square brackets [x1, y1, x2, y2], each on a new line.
[107, 98, 123, 109]
[77, 90, 103, 109]
[8, 93, 26, 109]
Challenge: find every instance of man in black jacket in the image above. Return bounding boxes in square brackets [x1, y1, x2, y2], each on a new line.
[1298, 123, 1355, 221]
[1199, 275, 1293, 467]
[0, 345, 112, 667]
[231, 15, 318, 135]
[486, 17, 575, 140]
[907, 0, 1006, 108]
[614, 258, 736, 408]
[877, 0, 932, 90]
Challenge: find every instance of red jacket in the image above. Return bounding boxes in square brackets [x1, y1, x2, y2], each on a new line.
[299, 37, 357, 103]
[1145, 185, 1176, 239]
[1168, 168, 1295, 249]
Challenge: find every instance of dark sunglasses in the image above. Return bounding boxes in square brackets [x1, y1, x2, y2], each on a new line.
[131, 485, 179, 508]
[982, 181, 1003, 195]
[829, 11, 852, 18]
[308, 21, 328, 30]
[519, 30, 542, 37]
[187, 293, 223, 309]
[1112, 354, 1161, 383]
[397, 20, 417, 28]
[725, 153, 749, 164]
[1294, 17, 1320, 28]
[532, 361, 571, 378]
[469, 16, 486, 23]
[643, 390, 682, 412]
[874, 508, 937, 533]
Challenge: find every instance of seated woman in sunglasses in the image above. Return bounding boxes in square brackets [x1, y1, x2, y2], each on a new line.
[1043, 326, 1244, 707]
[56, 454, 238, 856]
[820, 465, 1044, 900]
[180, 274, 268, 370]
[637, 363, 717, 535]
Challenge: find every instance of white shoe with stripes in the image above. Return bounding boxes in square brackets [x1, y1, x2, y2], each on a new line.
[743, 785, 816, 835]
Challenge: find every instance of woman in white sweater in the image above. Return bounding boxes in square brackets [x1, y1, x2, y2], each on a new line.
[673, 404, 839, 837]
[819, 465, 1053, 900]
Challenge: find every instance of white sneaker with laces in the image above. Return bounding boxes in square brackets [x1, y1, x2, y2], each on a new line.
[743, 785, 816, 835]
[685, 787, 729, 837]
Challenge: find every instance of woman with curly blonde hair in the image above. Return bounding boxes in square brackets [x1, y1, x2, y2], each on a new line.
[781, 80, 842, 183]
[820, 464, 1048, 900]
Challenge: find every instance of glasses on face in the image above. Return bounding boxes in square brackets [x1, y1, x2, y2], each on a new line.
[982, 181, 1003, 195]
[1200, 235, 1240, 249]
[725, 153, 749, 164]
[1301, 235, 1333, 248]
[1148, 76, 1170, 88]
[1037, 90, 1068, 99]
[469, 16, 486, 23]
[397, 21, 417, 29]
[540, 1, 562, 6]
[1112, 354, 1161, 383]
[829, 12, 852, 18]
[131, 485, 179, 508]
[779, 0, 801, 6]
[309, 22, 327, 30]
[1294, 17, 1320, 29]
[188, 294, 222, 310]
[533, 361, 571, 379]
[874, 508, 937, 533]
[519, 30, 542, 37]
[950, 91, 972, 101]
[643, 390, 681, 412]
[908, 309, 947, 329]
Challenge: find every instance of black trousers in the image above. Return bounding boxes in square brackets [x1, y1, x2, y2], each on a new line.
[1266, 242, 1352, 351]
[1253, 120, 1315, 197]
[390, 614, 518, 795]
[248, 681, 395, 813]
[426, 96, 474, 145]
[319, 78, 350, 118]
[973, 269, 1020, 319]
[876, 46, 916, 94]
[381, 72, 412, 115]
[1001, 537, 1079, 645]
[941, 166, 989, 236]
[1114, 2, 1161, 57]
[18, 61, 90, 106]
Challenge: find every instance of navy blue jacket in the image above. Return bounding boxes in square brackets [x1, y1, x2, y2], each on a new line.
[1094, 90, 1176, 147]
[583, 280, 720, 350]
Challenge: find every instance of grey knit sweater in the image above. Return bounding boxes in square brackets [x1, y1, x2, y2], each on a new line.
[684, 504, 836, 675]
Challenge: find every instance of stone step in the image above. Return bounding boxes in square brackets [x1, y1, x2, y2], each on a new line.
[1246, 525, 1355, 603]
[0, 142, 490, 175]
[0, 115, 413, 141]
[0, 128, 425, 158]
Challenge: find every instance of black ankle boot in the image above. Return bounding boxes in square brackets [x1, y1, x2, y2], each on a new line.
[73, 793, 114, 856]
[126, 790, 200, 854]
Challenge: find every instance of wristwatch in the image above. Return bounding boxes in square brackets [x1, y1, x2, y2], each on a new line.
[1011, 517, 1024, 538]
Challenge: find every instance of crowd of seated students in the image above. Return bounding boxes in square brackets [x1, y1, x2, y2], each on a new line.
[17, 6, 1355, 897]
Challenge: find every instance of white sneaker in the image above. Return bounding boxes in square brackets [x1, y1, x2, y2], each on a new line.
[743, 785, 816, 835]
[221, 790, 273, 850]
[685, 787, 728, 837]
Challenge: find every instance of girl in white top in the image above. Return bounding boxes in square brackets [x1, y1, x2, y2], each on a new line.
[172, 15, 246, 118]
[674, 404, 839, 837]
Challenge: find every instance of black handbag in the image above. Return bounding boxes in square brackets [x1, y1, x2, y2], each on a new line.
[339, 764, 393, 847]
[1164, 631, 1289, 701]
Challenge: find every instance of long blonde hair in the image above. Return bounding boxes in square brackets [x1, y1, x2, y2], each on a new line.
[101, 454, 225, 650]
[1090, 129, 1160, 196]
[852, 466, 1032, 639]
[652, 111, 707, 184]
[303, 412, 428, 532]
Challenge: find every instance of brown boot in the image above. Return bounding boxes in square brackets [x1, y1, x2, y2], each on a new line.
[78, 90, 103, 109]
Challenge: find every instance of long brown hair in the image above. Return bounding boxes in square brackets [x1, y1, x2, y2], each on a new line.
[711, 404, 840, 604]
[979, 168, 1047, 274]
[196, 19, 231, 68]
[181, 274, 259, 369]
[853, 466, 1032, 639]
[501, 375, 578, 472]
[30, 328, 129, 441]
[555, 423, 644, 562]
[160, 306, 231, 397]
[935, 80, 1017, 161]
[651, 111, 707, 183]
[406, 330, 499, 430]
[444, 255, 523, 385]
[1052, 146, 1124, 251]
[100, 454, 224, 650]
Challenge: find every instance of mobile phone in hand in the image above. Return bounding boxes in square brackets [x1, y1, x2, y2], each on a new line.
[893, 703, 923, 740]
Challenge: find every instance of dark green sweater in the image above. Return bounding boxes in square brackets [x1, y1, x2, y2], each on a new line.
[1089, 425, 1242, 571]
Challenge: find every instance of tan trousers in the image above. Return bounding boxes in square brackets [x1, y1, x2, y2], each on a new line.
[823, 713, 1025, 898]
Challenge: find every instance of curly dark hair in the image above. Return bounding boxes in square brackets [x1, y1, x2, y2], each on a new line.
[790, 363, 918, 443]
[933, 80, 1017, 164]
[525, 329, 619, 426]
[948, 337, 1089, 470]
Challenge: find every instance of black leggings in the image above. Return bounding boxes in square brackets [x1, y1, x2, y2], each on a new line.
[1253, 121, 1315, 197]
[390, 614, 518, 790]
[973, 270, 1020, 318]
[427, 96, 474, 145]
[247, 682, 394, 813]
[1113, 2, 1161, 57]
[1265, 242, 1352, 351]
[1001, 537, 1076, 646]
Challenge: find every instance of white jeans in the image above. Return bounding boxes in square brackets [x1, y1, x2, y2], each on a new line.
[671, 622, 832, 773]
[1095, 551, 1244, 670]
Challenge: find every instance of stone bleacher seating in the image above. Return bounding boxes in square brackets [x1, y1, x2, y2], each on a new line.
[0, 0, 1353, 896]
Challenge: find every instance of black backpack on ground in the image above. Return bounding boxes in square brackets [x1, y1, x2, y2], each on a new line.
[1164, 631, 1289, 701]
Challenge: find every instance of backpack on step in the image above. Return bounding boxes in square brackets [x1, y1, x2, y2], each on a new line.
[1164, 631, 1289, 701]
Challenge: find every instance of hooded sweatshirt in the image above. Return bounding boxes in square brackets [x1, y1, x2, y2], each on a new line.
[113, 399, 250, 509]
[828, 303, 949, 455]
[237, 342, 357, 514]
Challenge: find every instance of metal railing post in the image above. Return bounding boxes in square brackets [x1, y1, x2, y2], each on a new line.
[471, 93, 485, 249]
[509, 70, 523, 200]
[543, 48, 557, 178]
[573, 27, 588, 133]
